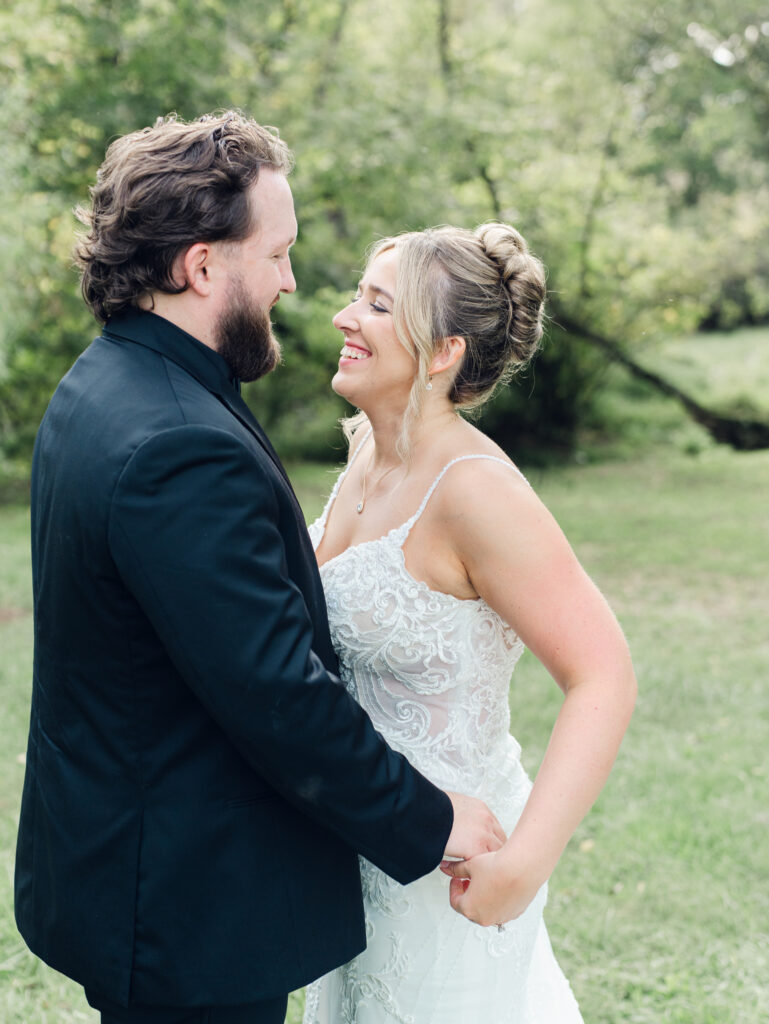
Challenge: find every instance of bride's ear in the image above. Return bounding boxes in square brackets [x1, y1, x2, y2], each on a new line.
[428, 336, 466, 378]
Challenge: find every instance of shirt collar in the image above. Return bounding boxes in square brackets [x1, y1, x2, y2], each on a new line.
[102, 309, 240, 395]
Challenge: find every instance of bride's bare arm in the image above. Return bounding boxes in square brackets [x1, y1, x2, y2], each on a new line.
[438, 460, 637, 927]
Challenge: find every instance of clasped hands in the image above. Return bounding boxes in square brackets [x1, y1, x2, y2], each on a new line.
[442, 791, 543, 930]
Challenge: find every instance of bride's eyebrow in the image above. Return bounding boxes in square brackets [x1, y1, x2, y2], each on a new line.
[368, 284, 394, 302]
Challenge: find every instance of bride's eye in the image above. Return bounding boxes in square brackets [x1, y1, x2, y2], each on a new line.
[370, 302, 389, 314]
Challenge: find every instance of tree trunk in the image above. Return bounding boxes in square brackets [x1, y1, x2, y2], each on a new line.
[555, 315, 769, 451]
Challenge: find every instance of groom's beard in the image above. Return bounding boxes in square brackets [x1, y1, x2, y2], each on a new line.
[214, 281, 282, 383]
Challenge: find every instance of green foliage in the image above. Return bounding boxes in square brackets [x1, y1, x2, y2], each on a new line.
[476, 325, 607, 461]
[1, 0, 767, 465]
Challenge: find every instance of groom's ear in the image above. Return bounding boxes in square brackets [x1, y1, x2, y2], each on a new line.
[178, 242, 214, 297]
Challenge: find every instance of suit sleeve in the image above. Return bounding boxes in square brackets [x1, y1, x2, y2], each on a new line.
[108, 424, 453, 884]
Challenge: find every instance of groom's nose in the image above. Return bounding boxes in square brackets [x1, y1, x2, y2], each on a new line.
[281, 258, 297, 294]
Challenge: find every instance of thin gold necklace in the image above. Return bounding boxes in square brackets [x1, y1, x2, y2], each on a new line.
[357, 451, 400, 514]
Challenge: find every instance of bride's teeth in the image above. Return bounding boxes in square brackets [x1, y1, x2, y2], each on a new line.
[341, 345, 369, 360]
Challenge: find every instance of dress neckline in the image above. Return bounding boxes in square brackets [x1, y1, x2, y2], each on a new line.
[313, 437, 528, 612]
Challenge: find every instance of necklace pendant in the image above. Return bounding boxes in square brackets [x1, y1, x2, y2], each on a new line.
[356, 501, 364, 514]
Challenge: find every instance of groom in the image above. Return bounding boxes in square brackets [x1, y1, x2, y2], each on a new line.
[14, 112, 503, 1024]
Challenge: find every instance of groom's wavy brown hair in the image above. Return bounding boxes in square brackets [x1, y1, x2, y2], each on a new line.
[74, 111, 294, 323]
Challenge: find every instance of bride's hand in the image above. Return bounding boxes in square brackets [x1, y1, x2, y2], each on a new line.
[443, 791, 506, 861]
[440, 850, 544, 927]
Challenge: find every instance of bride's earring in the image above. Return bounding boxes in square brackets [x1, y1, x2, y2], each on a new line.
[426, 375, 433, 391]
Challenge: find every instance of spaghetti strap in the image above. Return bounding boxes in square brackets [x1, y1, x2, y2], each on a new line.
[314, 427, 373, 534]
[401, 454, 529, 539]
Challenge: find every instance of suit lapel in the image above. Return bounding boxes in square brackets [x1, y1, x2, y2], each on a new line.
[216, 388, 294, 490]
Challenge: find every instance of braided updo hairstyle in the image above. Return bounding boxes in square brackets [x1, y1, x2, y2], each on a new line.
[346, 222, 546, 458]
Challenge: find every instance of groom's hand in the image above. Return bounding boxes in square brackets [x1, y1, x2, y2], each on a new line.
[443, 791, 506, 860]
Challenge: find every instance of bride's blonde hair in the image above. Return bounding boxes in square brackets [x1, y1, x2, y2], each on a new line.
[342, 222, 546, 461]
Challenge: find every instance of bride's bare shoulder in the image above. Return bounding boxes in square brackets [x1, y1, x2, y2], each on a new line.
[436, 455, 533, 518]
[433, 422, 530, 498]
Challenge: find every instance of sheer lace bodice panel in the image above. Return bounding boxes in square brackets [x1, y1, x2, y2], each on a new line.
[308, 444, 528, 802]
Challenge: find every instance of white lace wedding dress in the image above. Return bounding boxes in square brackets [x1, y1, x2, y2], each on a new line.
[304, 446, 583, 1024]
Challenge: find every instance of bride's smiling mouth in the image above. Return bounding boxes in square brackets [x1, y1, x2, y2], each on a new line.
[339, 342, 372, 363]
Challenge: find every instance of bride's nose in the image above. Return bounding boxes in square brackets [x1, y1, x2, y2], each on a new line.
[332, 303, 359, 332]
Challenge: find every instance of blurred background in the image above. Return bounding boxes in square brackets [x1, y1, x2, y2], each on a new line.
[1, 2, 767, 1022]
[1, 0, 769, 477]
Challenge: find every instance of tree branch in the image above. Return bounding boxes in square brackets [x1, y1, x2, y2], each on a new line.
[554, 313, 769, 450]
[312, 0, 352, 108]
[436, 1, 503, 221]
[578, 108, 619, 300]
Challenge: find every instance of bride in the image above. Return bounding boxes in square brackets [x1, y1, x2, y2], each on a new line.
[303, 222, 637, 1023]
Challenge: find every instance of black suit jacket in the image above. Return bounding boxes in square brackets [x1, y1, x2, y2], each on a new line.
[15, 310, 452, 1007]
